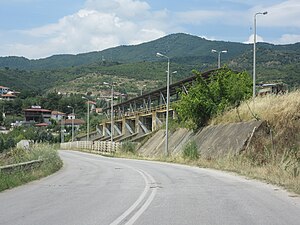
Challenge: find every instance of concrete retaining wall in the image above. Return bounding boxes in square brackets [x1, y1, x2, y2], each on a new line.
[137, 121, 267, 158]
[138, 128, 193, 157]
[193, 121, 266, 158]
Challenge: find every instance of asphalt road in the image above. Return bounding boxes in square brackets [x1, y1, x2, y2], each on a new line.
[0, 150, 299, 225]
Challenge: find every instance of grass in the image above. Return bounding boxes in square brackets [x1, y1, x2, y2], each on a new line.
[117, 91, 300, 194]
[0, 144, 63, 192]
[62, 91, 300, 195]
[182, 141, 199, 160]
[86, 145, 300, 195]
[197, 91, 300, 194]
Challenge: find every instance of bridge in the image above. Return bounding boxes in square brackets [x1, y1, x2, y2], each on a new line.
[78, 69, 215, 142]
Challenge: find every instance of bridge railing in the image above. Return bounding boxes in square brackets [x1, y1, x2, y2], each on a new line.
[107, 104, 173, 122]
[60, 141, 122, 153]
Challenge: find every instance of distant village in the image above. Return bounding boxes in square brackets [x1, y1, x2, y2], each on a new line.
[0, 85, 100, 132]
[0, 85, 19, 101]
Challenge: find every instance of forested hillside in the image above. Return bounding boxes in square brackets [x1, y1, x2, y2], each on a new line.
[0, 33, 299, 94]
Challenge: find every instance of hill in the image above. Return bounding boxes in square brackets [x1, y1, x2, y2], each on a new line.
[0, 33, 299, 94]
[0, 33, 249, 70]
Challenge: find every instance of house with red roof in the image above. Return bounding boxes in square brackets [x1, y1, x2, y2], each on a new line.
[24, 106, 52, 124]
[0, 86, 20, 101]
[0, 92, 16, 101]
[51, 111, 66, 121]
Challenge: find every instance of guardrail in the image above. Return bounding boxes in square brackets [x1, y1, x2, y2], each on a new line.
[0, 159, 44, 173]
[60, 141, 122, 153]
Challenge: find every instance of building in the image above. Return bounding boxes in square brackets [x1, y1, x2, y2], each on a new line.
[0, 92, 17, 101]
[257, 83, 288, 96]
[63, 119, 85, 128]
[51, 111, 66, 121]
[0, 86, 9, 95]
[95, 108, 103, 114]
[67, 113, 75, 120]
[24, 106, 52, 124]
[0, 85, 20, 101]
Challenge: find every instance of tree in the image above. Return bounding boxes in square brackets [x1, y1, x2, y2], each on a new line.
[174, 67, 252, 129]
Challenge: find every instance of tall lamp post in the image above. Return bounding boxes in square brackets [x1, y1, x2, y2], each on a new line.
[104, 82, 114, 146]
[67, 105, 74, 142]
[140, 84, 146, 96]
[253, 11, 268, 99]
[156, 52, 170, 157]
[211, 49, 227, 68]
[60, 115, 65, 143]
[170, 71, 177, 84]
[82, 97, 90, 142]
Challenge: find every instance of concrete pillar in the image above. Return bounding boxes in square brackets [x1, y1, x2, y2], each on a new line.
[152, 111, 157, 131]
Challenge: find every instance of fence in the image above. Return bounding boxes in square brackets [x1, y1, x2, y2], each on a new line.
[60, 141, 122, 153]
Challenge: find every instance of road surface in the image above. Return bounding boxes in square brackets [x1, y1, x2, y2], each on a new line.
[0, 150, 299, 225]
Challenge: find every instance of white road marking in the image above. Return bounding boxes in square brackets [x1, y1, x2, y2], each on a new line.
[71, 152, 157, 225]
[124, 170, 157, 225]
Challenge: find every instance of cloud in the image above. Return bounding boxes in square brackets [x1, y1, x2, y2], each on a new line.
[2, 0, 300, 59]
[275, 34, 300, 44]
[85, 0, 151, 18]
[244, 34, 264, 44]
[3, 0, 169, 58]
[250, 0, 300, 28]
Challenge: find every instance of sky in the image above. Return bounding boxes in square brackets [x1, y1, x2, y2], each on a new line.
[0, 0, 299, 59]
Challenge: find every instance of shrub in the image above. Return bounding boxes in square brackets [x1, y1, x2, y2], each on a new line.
[0, 144, 63, 191]
[121, 142, 137, 153]
[182, 141, 199, 160]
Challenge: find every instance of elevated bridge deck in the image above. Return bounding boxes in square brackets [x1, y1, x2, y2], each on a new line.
[78, 69, 215, 142]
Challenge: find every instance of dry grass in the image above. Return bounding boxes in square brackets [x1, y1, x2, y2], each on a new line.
[211, 90, 300, 128]
[75, 92, 300, 194]
[203, 91, 300, 194]
[0, 145, 63, 192]
[211, 91, 300, 154]
[210, 90, 300, 124]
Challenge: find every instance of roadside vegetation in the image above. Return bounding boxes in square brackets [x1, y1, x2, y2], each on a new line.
[0, 144, 62, 192]
[173, 67, 252, 129]
[202, 90, 300, 194]
[116, 69, 300, 194]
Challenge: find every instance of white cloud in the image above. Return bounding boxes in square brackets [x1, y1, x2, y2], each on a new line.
[2, 0, 169, 58]
[85, 0, 151, 18]
[244, 34, 264, 44]
[2, 0, 300, 59]
[275, 34, 300, 44]
[250, 0, 300, 28]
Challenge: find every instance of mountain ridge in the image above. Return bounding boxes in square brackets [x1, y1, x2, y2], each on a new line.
[0, 33, 299, 94]
[0, 33, 269, 69]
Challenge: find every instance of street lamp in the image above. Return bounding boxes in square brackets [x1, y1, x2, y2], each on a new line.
[82, 96, 90, 142]
[253, 11, 268, 99]
[171, 71, 177, 84]
[211, 49, 227, 68]
[67, 105, 74, 142]
[60, 115, 65, 143]
[103, 82, 114, 147]
[140, 84, 146, 96]
[156, 52, 170, 157]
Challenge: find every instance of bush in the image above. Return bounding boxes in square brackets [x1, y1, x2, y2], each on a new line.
[121, 142, 137, 153]
[0, 144, 63, 191]
[182, 141, 199, 160]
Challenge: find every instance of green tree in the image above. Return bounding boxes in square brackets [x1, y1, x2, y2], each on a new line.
[174, 67, 252, 129]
